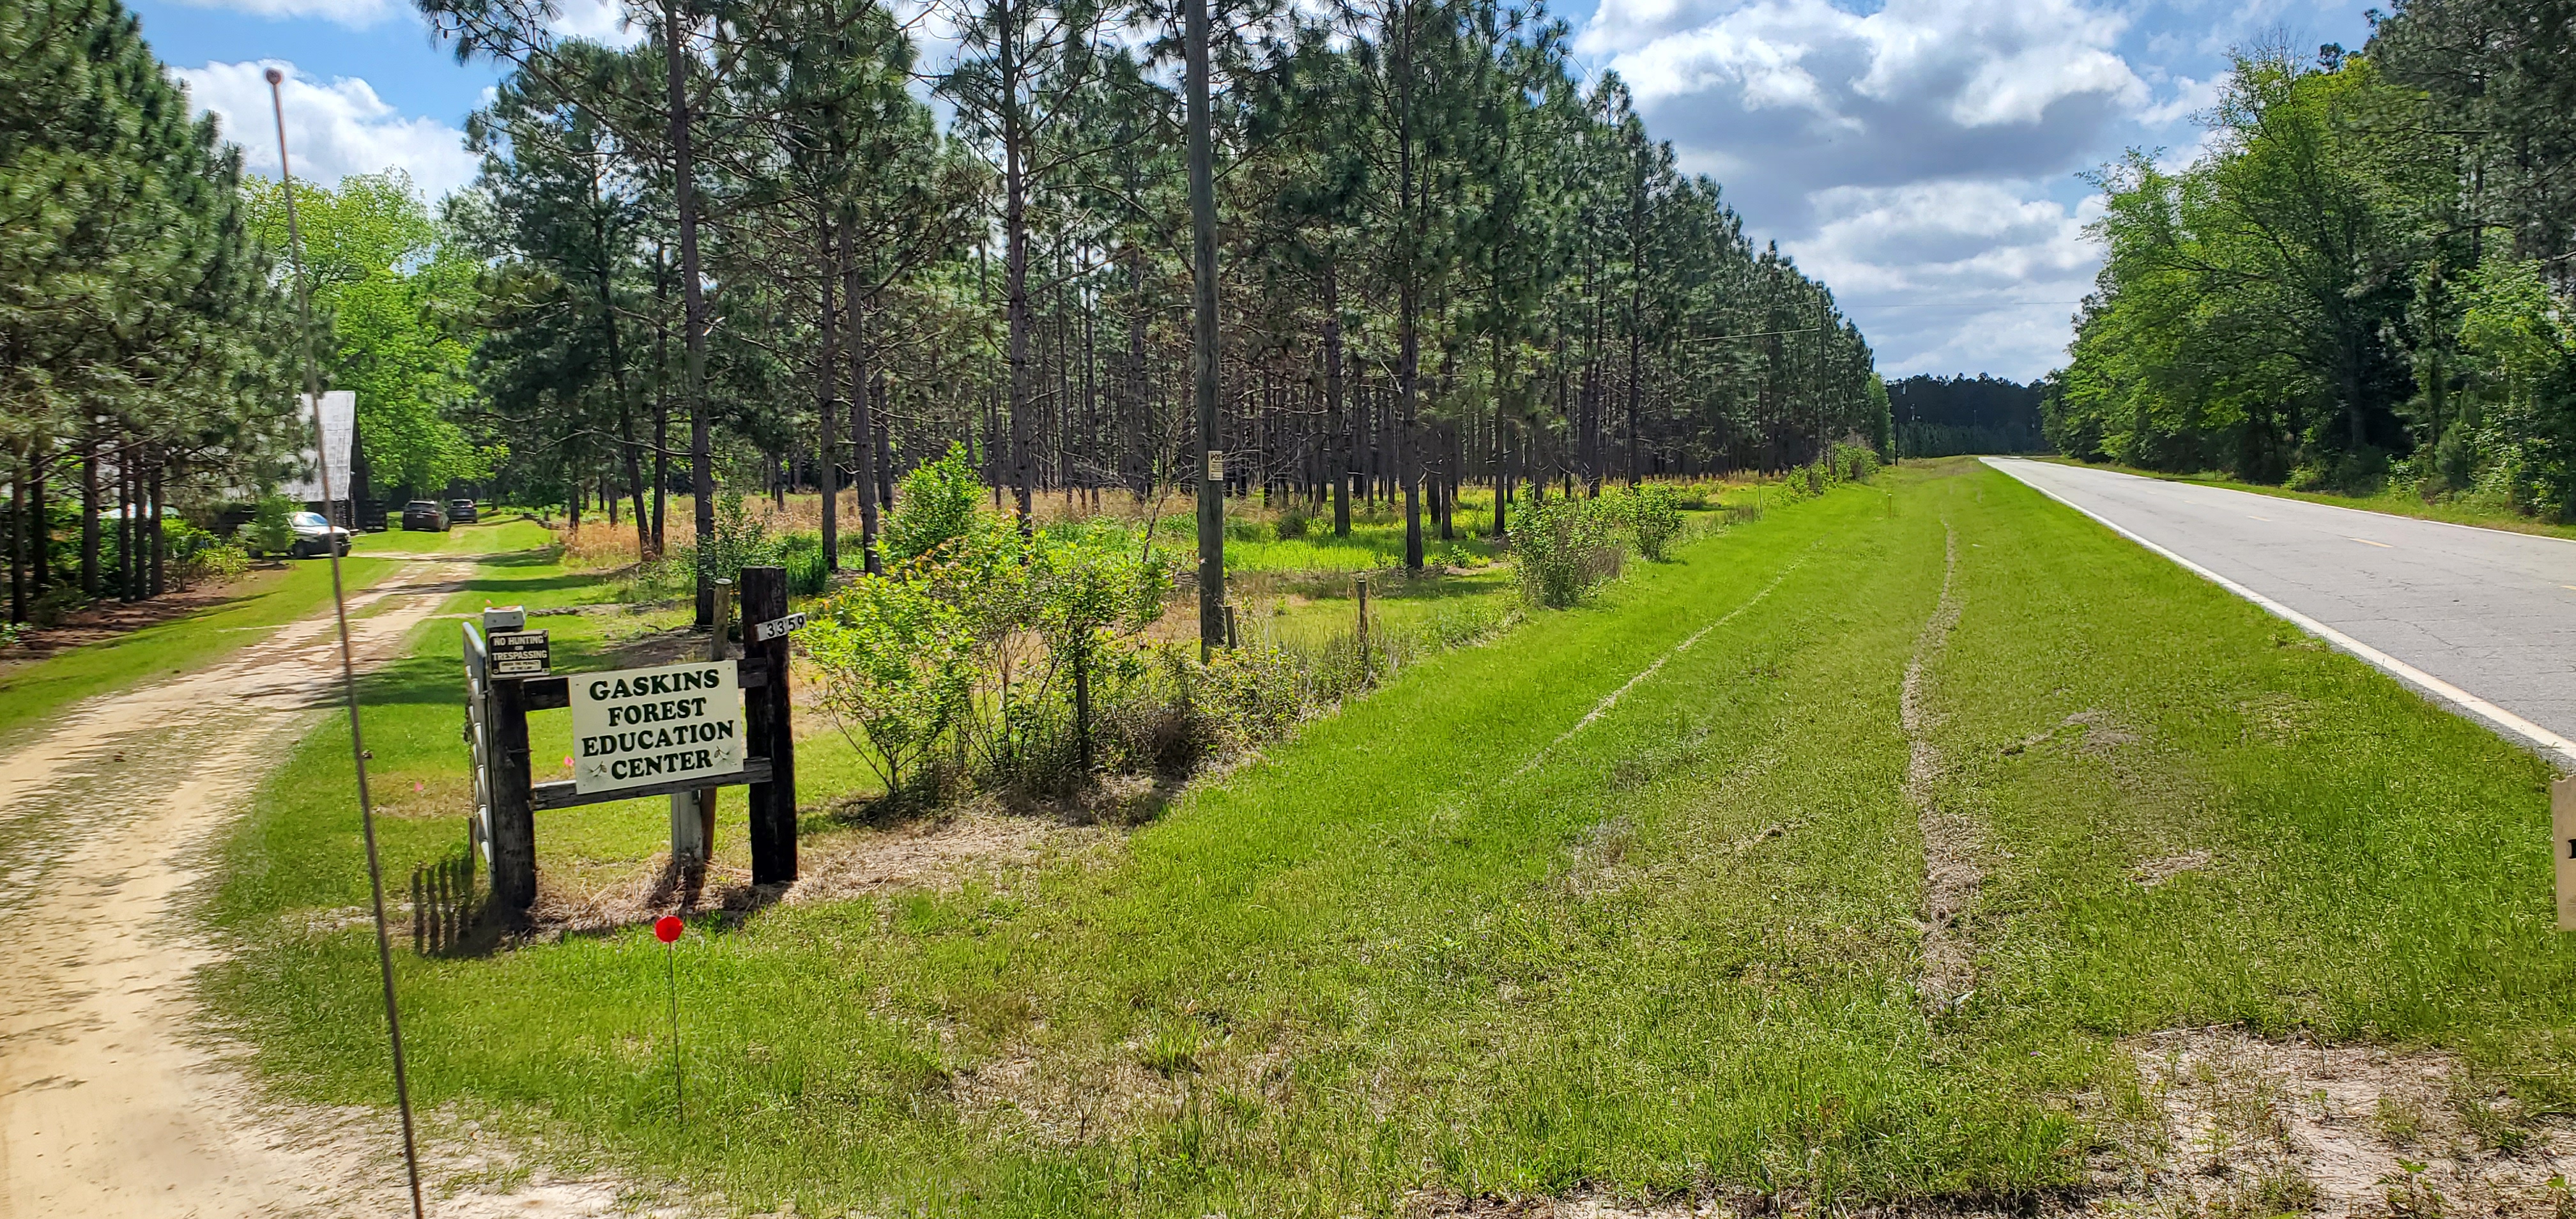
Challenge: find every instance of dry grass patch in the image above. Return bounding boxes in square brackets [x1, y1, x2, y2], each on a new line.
[2099, 1029, 2574, 1219]
[2131, 850, 2213, 889]
[790, 806, 1100, 906]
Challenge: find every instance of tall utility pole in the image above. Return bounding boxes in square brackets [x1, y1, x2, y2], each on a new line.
[1185, 0, 1223, 656]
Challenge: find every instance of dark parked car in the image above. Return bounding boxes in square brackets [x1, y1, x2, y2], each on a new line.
[448, 498, 479, 525]
[401, 499, 450, 532]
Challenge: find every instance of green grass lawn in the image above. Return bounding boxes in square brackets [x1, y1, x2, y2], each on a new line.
[0, 555, 401, 747]
[358, 516, 560, 556]
[2030, 455, 2576, 540]
[203, 461, 2576, 1216]
[1126, 509, 1503, 574]
[0, 516, 561, 749]
[1231, 565, 1518, 659]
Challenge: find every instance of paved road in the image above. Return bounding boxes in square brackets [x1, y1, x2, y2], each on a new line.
[1985, 457, 2576, 767]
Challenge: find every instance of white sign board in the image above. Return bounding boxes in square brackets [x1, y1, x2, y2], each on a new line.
[751, 612, 806, 643]
[569, 661, 745, 795]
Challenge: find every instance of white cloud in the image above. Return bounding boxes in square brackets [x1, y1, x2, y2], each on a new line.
[165, 0, 400, 29]
[551, 0, 640, 42]
[179, 60, 480, 201]
[1576, 0, 2152, 377]
[2138, 72, 2221, 126]
[1786, 181, 2102, 378]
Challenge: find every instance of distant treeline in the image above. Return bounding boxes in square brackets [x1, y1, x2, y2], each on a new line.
[1888, 375, 2050, 457]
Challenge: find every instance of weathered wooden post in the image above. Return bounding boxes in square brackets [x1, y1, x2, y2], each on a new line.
[488, 668, 537, 912]
[669, 579, 732, 871]
[1354, 574, 1370, 677]
[740, 566, 796, 885]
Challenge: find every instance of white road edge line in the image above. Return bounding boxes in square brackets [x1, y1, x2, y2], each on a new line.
[1985, 457, 2576, 773]
[2011, 456, 2576, 548]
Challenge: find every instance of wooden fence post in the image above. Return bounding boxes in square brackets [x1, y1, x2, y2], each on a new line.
[741, 566, 797, 885]
[1355, 574, 1369, 677]
[488, 674, 537, 913]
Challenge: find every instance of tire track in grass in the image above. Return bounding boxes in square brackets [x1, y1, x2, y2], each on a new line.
[1905, 521, 1977, 1015]
[1510, 551, 1811, 779]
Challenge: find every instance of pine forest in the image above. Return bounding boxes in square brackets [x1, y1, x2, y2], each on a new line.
[4, 0, 1889, 624]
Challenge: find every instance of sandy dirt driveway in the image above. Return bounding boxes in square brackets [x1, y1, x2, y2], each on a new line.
[0, 560, 650, 1218]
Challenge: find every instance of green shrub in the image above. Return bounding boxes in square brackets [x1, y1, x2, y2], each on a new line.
[1828, 441, 1881, 484]
[173, 542, 251, 588]
[776, 533, 829, 595]
[164, 517, 225, 560]
[1100, 642, 1307, 778]
[802, 574, 979, 799]
[882, 443, 987, 568]
[988, 520, 1173, 794]
[29, 582, 84, 625]
[1203, 643, 1305, 740]
[1275, 504, 1312, 539]
[1510, 496, 1621, 608]
[1615, 485, 1685, 562]
[699, 489, 774, 578]
[2434, 424, 2478, 494]
[239, 494, 297, 558]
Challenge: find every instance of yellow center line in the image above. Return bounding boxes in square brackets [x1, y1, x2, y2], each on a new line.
[2248, 514, 2271, 521]
[2350, 537, 2393, 548]
[2562, 585, 2576, 594]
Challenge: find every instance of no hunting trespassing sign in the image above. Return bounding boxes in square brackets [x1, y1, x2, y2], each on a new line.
[489, 629, 550, 676]
[569, 661, 746, 795]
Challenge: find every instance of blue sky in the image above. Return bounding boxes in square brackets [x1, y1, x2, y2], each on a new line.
[141, 0, 2378, 380]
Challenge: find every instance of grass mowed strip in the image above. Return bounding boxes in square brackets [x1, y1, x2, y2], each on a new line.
[358, 515, 560, 556]
[0, 555, 402, 747]
[205, 461, 2576, 1216]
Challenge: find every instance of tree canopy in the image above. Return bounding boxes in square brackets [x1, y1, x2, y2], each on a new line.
[417, 0, 1886, 588]
[2048, 3, 2576, 515]
[3, 0, 297, 617]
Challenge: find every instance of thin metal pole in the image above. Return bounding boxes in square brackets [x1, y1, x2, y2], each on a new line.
[666, 940, 685, 1124]
[267, 68, 428, 1219]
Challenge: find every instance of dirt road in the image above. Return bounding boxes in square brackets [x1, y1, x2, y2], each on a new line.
[0, 561, 644, 1218]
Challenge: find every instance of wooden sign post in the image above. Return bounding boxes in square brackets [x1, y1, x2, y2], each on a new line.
[742, 567, 797, 885]
[461, 567, 797, 917]
[2554, 776, 2576, 931]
